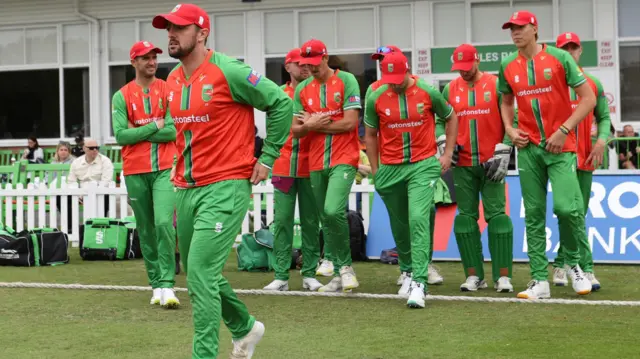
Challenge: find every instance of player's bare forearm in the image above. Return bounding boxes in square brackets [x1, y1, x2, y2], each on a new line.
[291, 118, 309, 138]
[500, 94, 516, 130]
[317, 110, 359, 134]
[563, 83, 596, 131]
[444, 112, 459, 156]
[364, 127, 379, 174]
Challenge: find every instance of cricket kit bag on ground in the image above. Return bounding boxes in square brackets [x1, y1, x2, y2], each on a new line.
[0, 225, 69, 267]
[380, 247, 399, 265]
[236, 229, 275, 272]
[79, 218, 142, 260]
[319, 210, 368, 262]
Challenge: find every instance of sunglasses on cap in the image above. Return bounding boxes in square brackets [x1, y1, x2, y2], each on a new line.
[85, 146, 100, 151]
[376, 46, 393, 54]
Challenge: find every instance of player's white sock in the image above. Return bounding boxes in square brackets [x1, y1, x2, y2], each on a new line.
[231, 321, 265, 359]
[427, 264, 444, 285]
[263, 279, 288, 291]
[517, 280, 551, 299]
[398, 272, 412, 296]
[584, 272, 601, 291]
[460, 276, 487, 292]
[407, 281, 426, 309]
[494, 276, 514, 293]
[565, 264, 591, 296]
[553, 267, 568, 286]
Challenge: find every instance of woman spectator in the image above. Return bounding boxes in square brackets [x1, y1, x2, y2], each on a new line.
[51, 141, 75, 164]
[21, 136, 44, 164]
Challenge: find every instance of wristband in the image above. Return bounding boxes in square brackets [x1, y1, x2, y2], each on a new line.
[559, 125, 570, 135]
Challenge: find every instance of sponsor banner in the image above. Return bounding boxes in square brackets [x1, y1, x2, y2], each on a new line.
[366, 175, 640, 263]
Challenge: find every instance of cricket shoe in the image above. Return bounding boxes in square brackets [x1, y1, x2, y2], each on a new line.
[460, 276, 488, 292]
[160, 288, 180, 309]
[302, 277, 323, 291]
[150, 288, 162, 305]
[263, 280, 288, 291]
[397, 271, 410, 285]
[517, 280, 551, 299]
[427, 264, 444, 285]
[584, 272, 601, 291]
[565, 264, 592, 295]
[230, 321, 265, 359]
[398, 272, 412, 296]
[553, 267, 568, 286]
[316, 259, 334, 277]
[318, 277, 344, 292]
[494, 276, 514, 293]
[340, 266, 359, 291]
[407, 281, 426, 309]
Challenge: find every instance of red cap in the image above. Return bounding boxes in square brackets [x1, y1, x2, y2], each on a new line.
[371, 45, 402, 60]
[152, 4, 210, 31]
[451, 44, 478, 72]
[380, 52, 409, 85]
[285, 48, 303, 64]
[129, 41, 163, 61]
[299, 39, 328, 66]
[502, 10, 538, 30]
[556, 32, 581, 48]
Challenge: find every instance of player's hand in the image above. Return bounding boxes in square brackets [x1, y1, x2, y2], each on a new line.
[251, 162, 270, 185]
[155, 118, 165, 130]
[506, 127, 529, 149]
[169, 166, 176, 183]
[436, 135, 447, 156]
[545, 129, 567, 154]
[586, 139, 606, 168]
[439, 153, 452, 173]
[303, 113, 332, 131]
[483, 143, 512, 182]
[127, 121, 134, 128]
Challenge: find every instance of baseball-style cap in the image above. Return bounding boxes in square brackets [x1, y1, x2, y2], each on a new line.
[451, 44, 479, 72]
[371, 45, 402, 60]
[152, 3, 210, 31]
[299, 39, 328, 66]
[380, 52, 409, 85]
[285, 48, 303, 64]
[556, 32, 581, 48]
[502, 10, 538, 30]
[130, 41, 163, 60]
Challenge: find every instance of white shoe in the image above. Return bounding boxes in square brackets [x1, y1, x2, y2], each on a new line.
[160, 288, 180, 309]
[553, 267, 568, 286]
[150, 288, 162, 305]
[494, 276, 514, 293]
[340, 266, 359, 291]
[407, 281, 426, 308]
[565, 264, 592, 295]
[230, 321, 265, 359]
[302, 277, 323, 291]
[427, 264, 444, 285]
[398, 272, 412, 296]
[316, 259, 334, 277]
[517, 280, 551, 299]
[584, 272, 601, 291]
[460, 276, 487, 292]
[318, 277, 343, 292]
[397, 272, 410, 286]
[263, 279, 288, 291]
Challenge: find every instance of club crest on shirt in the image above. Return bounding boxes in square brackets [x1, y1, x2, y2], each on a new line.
[385, 108, 391, 116]
[543, 68, 552, 80]
[417, 103, 424, 114]
[246, 70, 262, 87]
[334, 92, 342, 104]
[202, 84, 214, 102]
[159, 99, 163, 109]
[484, 91, 491, 102]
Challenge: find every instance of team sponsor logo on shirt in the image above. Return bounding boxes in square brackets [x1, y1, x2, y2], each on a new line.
[202, 84, 214, 102]
[516, 85, 553, 97]
[543, 68, 552, 80]
[173, 114, 211, 123]
[247, 70, 262, 87]
[134, 117, 163, 125]
[456, 109, 491, 117]
[309, 109, 343, 117]
[334, 92, 342, 103]
[348, 95, 360, 103]
[388, 121, 424, 129]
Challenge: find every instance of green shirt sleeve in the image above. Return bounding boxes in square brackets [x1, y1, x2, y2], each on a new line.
[497, 57, 513, 95]
[293, 82, 305, 118]
[111, 90, 159, 146]
[435, 83, 450, 138]
[588, 74, 612, 141]
[340, 72, 362, 111]
[561, 51, 587, 88]
[148, 100, 177, 143]
[363, 85, 379, 129]
[424, 83, 453, 120]
[221, 56, 292, 167]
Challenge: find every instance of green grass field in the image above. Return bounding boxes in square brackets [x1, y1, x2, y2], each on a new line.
[1, 250, 639, 359]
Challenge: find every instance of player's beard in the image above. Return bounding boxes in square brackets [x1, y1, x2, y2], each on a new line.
[169, 38, 196, 59]
[461, 69, 477, 82]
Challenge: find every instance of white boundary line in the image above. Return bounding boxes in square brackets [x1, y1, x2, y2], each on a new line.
[1, 282, 639, 307]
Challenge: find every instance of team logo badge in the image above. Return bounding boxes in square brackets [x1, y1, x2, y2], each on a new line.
[484, 91, 491, 102]
[457, 52, 463, 61]
[566, 33, 572, 40]
[512, 12, 518, 19]
[385, 109, 391, 116]
[387, 63, 394, 73]
[143, 41, 151, 47]
[417, 103, 424, 114]
[306, 46, 312, 55]
[334, 92, 341, 103]
[171, 4, 181, 12]
[543, 68, 552, 80]
[202, 84, 213, 102]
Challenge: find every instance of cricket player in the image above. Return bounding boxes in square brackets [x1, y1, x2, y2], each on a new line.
[498, 11, 595, 299]
[292, 38, 362, 293]
[111, 40, 179, 308]
[264, 48, 323, 292]
[437, 44, 514, 293]
[370, 45, 445, 290]
[364, 51, 458, 308]
[552, 32, 611, 291]
[152, 4, 292, 358]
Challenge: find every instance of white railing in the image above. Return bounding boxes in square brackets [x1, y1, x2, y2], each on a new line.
[0, 178, 375, 246]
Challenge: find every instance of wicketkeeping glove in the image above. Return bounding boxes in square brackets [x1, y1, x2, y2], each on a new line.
[483, 143, 512, 182]
[451, 144, 462, 167]
[436, 135, 446, 157]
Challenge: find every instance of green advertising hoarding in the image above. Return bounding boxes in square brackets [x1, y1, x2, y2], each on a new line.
[430, 41, 598, 74]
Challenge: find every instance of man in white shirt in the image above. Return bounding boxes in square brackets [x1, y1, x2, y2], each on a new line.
[67, 138, 114, 187]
